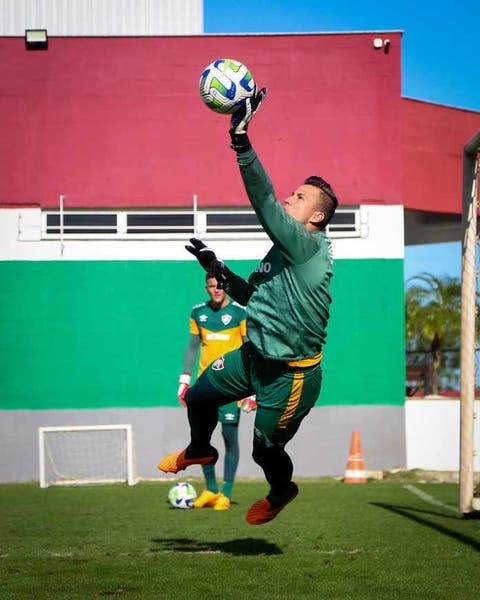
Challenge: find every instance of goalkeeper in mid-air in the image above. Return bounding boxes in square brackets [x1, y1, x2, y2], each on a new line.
[158, 86, 338, 525]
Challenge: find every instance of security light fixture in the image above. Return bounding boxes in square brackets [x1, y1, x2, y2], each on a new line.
[25, 29, 48, 50]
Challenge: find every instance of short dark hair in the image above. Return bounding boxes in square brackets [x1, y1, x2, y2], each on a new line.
[304, 175, 338, 229]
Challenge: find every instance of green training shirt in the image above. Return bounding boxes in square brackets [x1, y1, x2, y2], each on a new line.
[227, 148, 334, 361]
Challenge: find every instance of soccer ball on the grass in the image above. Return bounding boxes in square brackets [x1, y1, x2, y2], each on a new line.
[168, 482, 197, 509]
[199, 58, 255, 114]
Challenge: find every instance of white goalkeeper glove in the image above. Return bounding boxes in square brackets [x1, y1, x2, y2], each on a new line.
[229, 87, 267, 152]
[177, 373, 191, 407]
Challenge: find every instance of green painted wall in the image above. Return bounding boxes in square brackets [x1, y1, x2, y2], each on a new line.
[325, 259, 405, 406]
[0, 259, 404, 409]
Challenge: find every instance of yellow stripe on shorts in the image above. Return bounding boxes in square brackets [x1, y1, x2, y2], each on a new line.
[278, 372, 304, 429]
[286, 351, 323, 368]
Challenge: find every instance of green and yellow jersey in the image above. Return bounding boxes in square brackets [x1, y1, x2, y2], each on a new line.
[189, 301, 246, 375]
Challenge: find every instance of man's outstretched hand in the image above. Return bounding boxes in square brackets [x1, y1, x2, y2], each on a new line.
[229, 87, 267, 152]
[185, 238, 228, 288]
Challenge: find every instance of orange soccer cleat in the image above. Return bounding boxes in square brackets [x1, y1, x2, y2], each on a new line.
[157, 447, 218, 474]
[246, 483, 298, 525]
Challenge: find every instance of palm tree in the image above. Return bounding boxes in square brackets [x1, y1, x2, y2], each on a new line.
[405, 273, 462, 395]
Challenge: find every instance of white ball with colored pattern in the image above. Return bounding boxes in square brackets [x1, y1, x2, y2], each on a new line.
[168, 482, 197, 509]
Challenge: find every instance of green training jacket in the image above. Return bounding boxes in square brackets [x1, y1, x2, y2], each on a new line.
[226, 147, 334, 361]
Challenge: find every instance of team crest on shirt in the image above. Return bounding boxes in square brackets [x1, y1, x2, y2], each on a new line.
[211, 356, 225, 371]
[221, 314, 232, 326]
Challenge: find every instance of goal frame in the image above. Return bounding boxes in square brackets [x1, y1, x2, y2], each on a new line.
[38, 424, 136, 488]
[460, 129, 480, 516]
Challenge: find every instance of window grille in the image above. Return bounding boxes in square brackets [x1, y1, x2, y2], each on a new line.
[39, 207, 362, 240]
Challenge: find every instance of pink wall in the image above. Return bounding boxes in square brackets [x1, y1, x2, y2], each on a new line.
[402, 98, 480, 214]
[0, 33, 402, 208]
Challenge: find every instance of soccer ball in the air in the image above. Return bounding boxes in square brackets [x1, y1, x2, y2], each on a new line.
[168, 482, 197, 509]
[199, 58, 255, 114]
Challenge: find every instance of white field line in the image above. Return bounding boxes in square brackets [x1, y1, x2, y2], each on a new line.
[403, 484, 457, 514]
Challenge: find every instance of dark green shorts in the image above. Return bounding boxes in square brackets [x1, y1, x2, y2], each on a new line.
[203, 342, 322, 447]
[218, 401, 240, 425]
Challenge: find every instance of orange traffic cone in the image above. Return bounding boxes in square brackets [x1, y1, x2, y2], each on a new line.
[344, 430, 366, 483]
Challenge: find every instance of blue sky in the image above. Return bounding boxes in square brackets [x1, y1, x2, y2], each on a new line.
[204, 0, 478, 282]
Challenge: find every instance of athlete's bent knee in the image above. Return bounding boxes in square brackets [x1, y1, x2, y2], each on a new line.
[252, 436, 278, 465]
[186, 376, 230, 408]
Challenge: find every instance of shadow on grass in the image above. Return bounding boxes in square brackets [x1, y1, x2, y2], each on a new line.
[371, 502, 480, 552]
[150, 537, 282, 556]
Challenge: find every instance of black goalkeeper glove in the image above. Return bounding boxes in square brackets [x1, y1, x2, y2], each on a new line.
[185, 238, 229, 289]
[229, 86, 267, 153]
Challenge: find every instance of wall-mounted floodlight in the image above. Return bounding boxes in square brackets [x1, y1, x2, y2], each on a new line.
[373, 37, 391, 54]
[25, 29, 48, 50]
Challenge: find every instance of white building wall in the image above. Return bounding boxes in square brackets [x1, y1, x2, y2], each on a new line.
[0, 205, 404, 261]
[406, 399, 480, 471]
[0, 0, 203, 36]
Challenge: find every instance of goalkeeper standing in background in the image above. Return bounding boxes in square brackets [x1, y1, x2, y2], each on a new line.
[177, 273, 255, 511]
[159, 86, 338, 525]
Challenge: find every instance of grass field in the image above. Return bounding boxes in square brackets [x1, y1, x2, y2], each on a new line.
[0, 478, 478, 599]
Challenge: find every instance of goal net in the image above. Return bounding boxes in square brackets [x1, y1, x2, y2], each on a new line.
[38, 425, 136, 488]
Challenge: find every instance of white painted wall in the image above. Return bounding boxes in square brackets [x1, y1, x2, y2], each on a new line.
[405, 399, 480, 471]
[0, 0, 203, 36]
[334, 205, 404, 260]
[0, 205, 404, 261]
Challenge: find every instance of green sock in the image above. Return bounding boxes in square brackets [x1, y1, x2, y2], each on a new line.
[202, 465, 218, 493]
[222, 480, 233, 499]
[221, 423, 239, 500]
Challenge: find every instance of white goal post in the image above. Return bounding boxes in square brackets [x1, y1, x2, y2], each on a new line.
[38, 424, 136, 488]
[460, 129, 480, 516]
